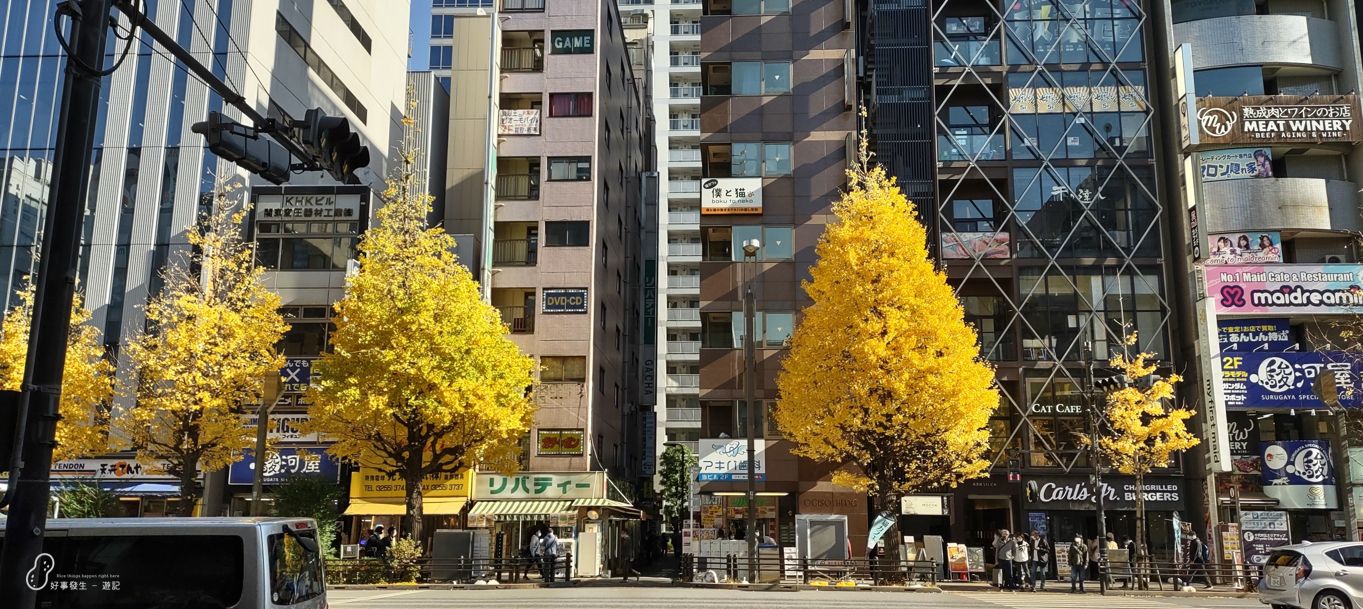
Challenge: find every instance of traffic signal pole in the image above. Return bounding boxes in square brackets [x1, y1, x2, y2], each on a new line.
[0, 1, 112, 606]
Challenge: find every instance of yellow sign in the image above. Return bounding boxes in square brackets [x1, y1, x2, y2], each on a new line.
[350, 468, 472, 499]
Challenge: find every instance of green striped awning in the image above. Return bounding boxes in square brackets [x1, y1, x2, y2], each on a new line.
[468, 500, 573, 516]
[570, 498, 634, 508]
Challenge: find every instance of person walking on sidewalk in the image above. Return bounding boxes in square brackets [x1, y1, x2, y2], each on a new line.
[996, 529, 1016, 590]
[1069, 535, 1088, 593]
[1012, 532, 1031, 591]
[1187, 532, 1212, 589]
[1031, 531, 1049, 591]
[541, 528, 560, 583]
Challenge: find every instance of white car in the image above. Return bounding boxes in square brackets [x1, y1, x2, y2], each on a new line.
[1260, 542, 1363, 609]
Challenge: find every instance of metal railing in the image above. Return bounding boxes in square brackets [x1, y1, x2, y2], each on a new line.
[667, 407, 702, 422]
[668, 179, 701, 193]
[497, 305, 535, 333]
[501, 47, 543, 72]
[669, 118, 700, 131]
[328, 553, 573, 585]
[492, 239, 537, 265]
[680, 554, 938, 586]
[670, 85, 703, 99]
[668, 242, 702, 256]
[666, 373, 700, 388]
[495, 173, 539, 200]
[669, 148, 701, 162]
[668, 340, 701, 354]
[668, 275, 701, 289]
[1095, 559, 1264, 592]
[670, 54, 701, 67]
[668, 307, 701, 322]
[671, 23, 701, 35]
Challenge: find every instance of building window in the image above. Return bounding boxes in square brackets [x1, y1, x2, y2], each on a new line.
[435, 0, 495, 6]
[548, 157, 592, 181]
[429, 45, 453, 70]
[545, 221, 590, 246]
[549, 92, 593, 117]
[940, 105, 1001, 161]
[255, 221, 358, 271]
[706, 0, 789, 15]
[279, 306, 336, 357]
[702, 311, 794, 348]
[936, 15, 1000, 67]
[324, 0, 373, 52]
[541, 356, 587, 382]
[949, 199, 996, 232]
[706, 142, 791, 177]
[703, 62, 790, 96]
[275, 12, 369, 123]
[431, 15, 455, 39]
[703, 226, 792, 261]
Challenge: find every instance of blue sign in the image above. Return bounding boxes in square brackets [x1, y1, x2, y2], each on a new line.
[228, 447, 339, 486]
[1217, 319, 1293, 352]
[282, 358, 313, 393]
[1262, 440, 1338, 509]
[1220, 351, 1363, 410]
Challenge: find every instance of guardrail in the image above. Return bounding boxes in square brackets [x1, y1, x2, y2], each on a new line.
[679, 554, 938, 586]
[328, 553, 574, 585]
[1097, 559, 1262, 592]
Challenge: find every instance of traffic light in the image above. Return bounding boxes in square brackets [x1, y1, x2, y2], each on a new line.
[191, 112, 291, 185]
[1093, 374, 1131, 392]
[299, 109, 370, 184]
[1007, 457, 1021, 482]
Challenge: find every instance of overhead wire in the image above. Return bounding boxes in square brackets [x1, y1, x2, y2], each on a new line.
[54, 0, 141, 77]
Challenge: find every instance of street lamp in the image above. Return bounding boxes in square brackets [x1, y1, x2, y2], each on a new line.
[742, 238, 761, 583]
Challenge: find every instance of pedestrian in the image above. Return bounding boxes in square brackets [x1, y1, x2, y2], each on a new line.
[358, 528, 372, 557]
[528, 528, 543, 579]
[992, 530, 1007, 587]
[1012, 532, 1031, 591]
[998, 529, 1016, 590]
[1069, 535, 1088, 593]
[1087, 536, 1100, 584]
[367, 526, 385, 559]
[381, 527, 395, 558]
[1187, 532, 1212, 589]
[1031, 531, 1049, 591]
[541, 528, 560, 583]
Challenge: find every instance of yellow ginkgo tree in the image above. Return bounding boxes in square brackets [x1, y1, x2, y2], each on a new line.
[305, 118, 537, 541]
[116, 184, 287, 516]
[774, 134, 997, 569]
[1096, 335, 1198, 570]
[0, 283, 116, 462]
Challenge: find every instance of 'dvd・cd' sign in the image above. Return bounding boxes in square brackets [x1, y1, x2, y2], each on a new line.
[543, 288, 588, 314]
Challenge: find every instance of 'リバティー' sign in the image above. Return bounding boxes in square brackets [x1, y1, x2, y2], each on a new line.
[1195, 95, 1362, 145]
[1205, 264, 1363, 315]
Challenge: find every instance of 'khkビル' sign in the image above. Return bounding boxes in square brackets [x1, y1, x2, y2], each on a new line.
[255, 193, 362, 220]
[1195, 95, 1362, 145]
[697, 438, 766, 481]
[1220, 351, 1363, 410]
[473, 471, 605, 501]
[1205, 264, 1363, 315]
[1207, 232, 1283, 266]
[701, 178, 763, 215]
[1200, 148, 1273, 182]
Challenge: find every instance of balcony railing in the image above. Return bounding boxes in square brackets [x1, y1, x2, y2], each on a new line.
[670, 54, 700, 67]
[495, 173, 539, 200]
[668, 275, 700, 289]
[501, 47, 543, 72]
[668, 179, 700, 193]
[498, 109, 540, 135]
[492, 239, 537, 266]
[670, 85, 702, 99]
[668, 242, 702, 257]
[668, 148, 701, 163]
[668, 341, 701, 354]
[497, 305, 535, 333]
[666, 373, 700, 388]
[501, 0, 544, 11]
[668, 308, 701, 322]
[669, 210, 700, 225]
[672, 0, 701, 5]
[669, 118, 700, 131]
[670, 23, 701, 36]
[666, 407, 702, 422]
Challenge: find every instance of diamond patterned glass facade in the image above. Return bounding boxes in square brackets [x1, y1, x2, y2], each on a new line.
[867, 0, 1172, 477]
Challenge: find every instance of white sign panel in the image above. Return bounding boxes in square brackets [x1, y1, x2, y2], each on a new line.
[900, 495, 948, 516]
[1196, 266, 1232, 474]
[241, 413, 323, 444]
[255, 193, 362, 220]
[697, 437, 766, 481]
[701, 178, 763, 215]
[51, 458, 179, 481]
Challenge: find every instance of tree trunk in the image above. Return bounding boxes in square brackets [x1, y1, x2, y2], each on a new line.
[403, 457, 424, 545]
[1135, 472, 1147, 590]
[176, 456, 200, 517]
[876, 486, 901, 585]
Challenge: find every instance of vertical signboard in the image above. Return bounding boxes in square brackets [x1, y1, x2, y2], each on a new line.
[1195, 266, 1231, 473]
[641, 410, 657, 476]
[1241, 511, 1291, 567]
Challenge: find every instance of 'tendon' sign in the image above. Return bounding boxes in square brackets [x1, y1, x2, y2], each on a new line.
[1195, 95, 1362, 145]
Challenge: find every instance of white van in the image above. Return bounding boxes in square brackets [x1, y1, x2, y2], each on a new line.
[1, 517, 326, 609]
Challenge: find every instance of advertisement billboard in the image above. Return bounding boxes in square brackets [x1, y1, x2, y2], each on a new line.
[1217, 319, 1294, 352]
[1195, 95, 1362, 145]
[701, 178, 763, 215]
[697, 437, 766, 481]
[1206, 232, 1283, 265]
[1221, 351, 1363, 410]
[542, 288, 588, 313]
[473, 471, 605, 501]
[1205, 264, 1363, 315]
[941, 232, 1010, 259]
[1200, 148, 1274, 182]
[1262, 440, 1338, 509]
[228, 447, 339, 486]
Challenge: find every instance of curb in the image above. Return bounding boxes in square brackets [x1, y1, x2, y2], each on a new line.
[330, 582, 578, 590]
[675, 582, 942, 593]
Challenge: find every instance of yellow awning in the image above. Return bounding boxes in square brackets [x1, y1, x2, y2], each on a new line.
[467, 500, 573, 516]
[343, 497, 467, 516]
[570, 498, 633, 508]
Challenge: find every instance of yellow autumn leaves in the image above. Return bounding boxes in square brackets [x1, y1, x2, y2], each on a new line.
[774, 139, 998, 508]
[1097, 336, 1200, 476]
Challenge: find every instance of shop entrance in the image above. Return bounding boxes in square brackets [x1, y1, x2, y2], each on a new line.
[967, 497, 1012, 560]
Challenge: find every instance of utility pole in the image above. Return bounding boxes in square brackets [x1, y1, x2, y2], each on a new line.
[741, 238, 761, 583]
[1086, 340, 1110, 595]
[0, 1, 112, 605]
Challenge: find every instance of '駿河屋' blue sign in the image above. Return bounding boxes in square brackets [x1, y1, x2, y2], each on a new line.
[1221, 351, 1363, 410]
[228, 447, 339, 485]
[1262, 440, 1338, 509]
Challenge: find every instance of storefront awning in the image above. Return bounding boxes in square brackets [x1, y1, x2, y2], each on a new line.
[343, 497, 467, 516]
[468, 500, 573, 516]
[570, 498, 633, 509]
[113, 483, 180, 496]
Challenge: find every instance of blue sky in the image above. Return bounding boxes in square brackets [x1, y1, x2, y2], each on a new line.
[409, 2, 431, 70]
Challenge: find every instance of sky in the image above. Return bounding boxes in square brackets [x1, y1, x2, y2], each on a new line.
[409, 1, 431, 70]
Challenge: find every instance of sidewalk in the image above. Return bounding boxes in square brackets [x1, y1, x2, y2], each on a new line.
[935, 580, 1253, 598]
